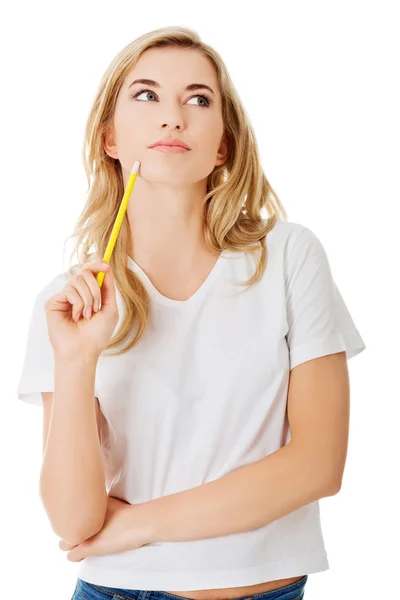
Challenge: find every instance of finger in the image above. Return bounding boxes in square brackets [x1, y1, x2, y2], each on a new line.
[45, 259, 110, 321]
[67, 548, 82, 562]
[65, 285, 86, 322]
[70, 258, 112, 319]
[69, 273, 94, 321]
[45, 285, 83, 322]
[81, 259, 111, 274]
[82, 259, 115, 310]
[76, 269, 103, 315]
[59, 539, 77, 551]
[67, 540, 91, 562]
[96, 262, 116, 310]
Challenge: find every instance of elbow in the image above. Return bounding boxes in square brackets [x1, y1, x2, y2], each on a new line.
[39, 485, 108, 545]
[74, 492, 108, 543]
[76, 501, 108, 543]
[51, 511, 106, 546]
[68, 517, 105, 546]
[296, 444, 343, 498]
[321, 472, 343, 497]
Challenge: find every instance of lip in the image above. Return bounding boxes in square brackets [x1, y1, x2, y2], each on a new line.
[150, 145, 190, 153]
[148, 138, 191, 150]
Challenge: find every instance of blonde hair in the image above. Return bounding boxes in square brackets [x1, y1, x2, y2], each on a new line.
[64, 25, 288, 356]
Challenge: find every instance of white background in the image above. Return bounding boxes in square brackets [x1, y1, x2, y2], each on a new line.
[3, 1, 396, 598]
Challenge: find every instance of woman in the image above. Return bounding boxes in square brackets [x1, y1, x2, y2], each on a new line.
[16, 26, 366, 600]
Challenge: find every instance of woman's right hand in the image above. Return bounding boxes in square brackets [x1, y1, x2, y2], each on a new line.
[44, 259, 119, 361]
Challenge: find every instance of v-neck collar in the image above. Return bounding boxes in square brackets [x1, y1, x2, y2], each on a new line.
[126, 251, 228, 309]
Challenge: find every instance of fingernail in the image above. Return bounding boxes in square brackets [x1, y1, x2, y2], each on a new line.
[93, 300, 99, 312]
[84, 307, 92, 320]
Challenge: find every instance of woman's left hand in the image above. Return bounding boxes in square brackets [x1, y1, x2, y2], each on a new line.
[59, 495, 150, 562]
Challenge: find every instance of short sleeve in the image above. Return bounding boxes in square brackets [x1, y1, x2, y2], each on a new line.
[16, 272, 69, 407]
[285, 226, 366, 371]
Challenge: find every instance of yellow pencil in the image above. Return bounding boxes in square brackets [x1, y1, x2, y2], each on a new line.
[96, 160, 141, 288]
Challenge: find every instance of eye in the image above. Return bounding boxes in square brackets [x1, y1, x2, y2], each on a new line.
[132, 89, 157, 102]
[187, 95, 211, 107]
[130, 88, 212, 107]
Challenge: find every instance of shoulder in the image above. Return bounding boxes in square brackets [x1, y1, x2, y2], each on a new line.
[264, 217, 306, 237]
[261, 220, 331, 283]
[264, 218, 316, 250]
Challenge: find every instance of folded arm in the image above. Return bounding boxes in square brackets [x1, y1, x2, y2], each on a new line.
[136, 353, 348, 543]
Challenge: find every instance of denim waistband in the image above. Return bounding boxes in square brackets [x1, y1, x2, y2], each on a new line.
[76, 575, 308, 600]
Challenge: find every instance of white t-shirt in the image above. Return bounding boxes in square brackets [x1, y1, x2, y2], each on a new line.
[16, 219, 366, 590]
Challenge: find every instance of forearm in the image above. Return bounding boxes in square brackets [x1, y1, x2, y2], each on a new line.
[39, 357, 107, 545]
[141, 442, 337, 543]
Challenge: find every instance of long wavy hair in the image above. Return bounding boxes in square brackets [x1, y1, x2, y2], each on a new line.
[64, 25, 288, 356]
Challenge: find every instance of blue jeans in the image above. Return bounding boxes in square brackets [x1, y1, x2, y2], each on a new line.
[72, 576, 308, 600]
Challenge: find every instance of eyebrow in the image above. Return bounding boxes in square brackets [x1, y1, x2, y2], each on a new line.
[128, 78, 216, 97]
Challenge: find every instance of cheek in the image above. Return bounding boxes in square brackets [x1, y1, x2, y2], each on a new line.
[117, 121, 141, 145]
[114, 105, 142, 138]
[199, 119, 224, 152]
[113, 119, 146, 167]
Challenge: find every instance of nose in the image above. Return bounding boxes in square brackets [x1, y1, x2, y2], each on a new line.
[161, 122, 182, 131]
[159, 103, 185, 131]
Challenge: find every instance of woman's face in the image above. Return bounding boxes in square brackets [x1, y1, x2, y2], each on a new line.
[104, 47, 228, 187]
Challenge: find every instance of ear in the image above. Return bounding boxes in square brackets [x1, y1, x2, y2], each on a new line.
[215, 132, 228, 167]
[103, 125, 118, 159]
